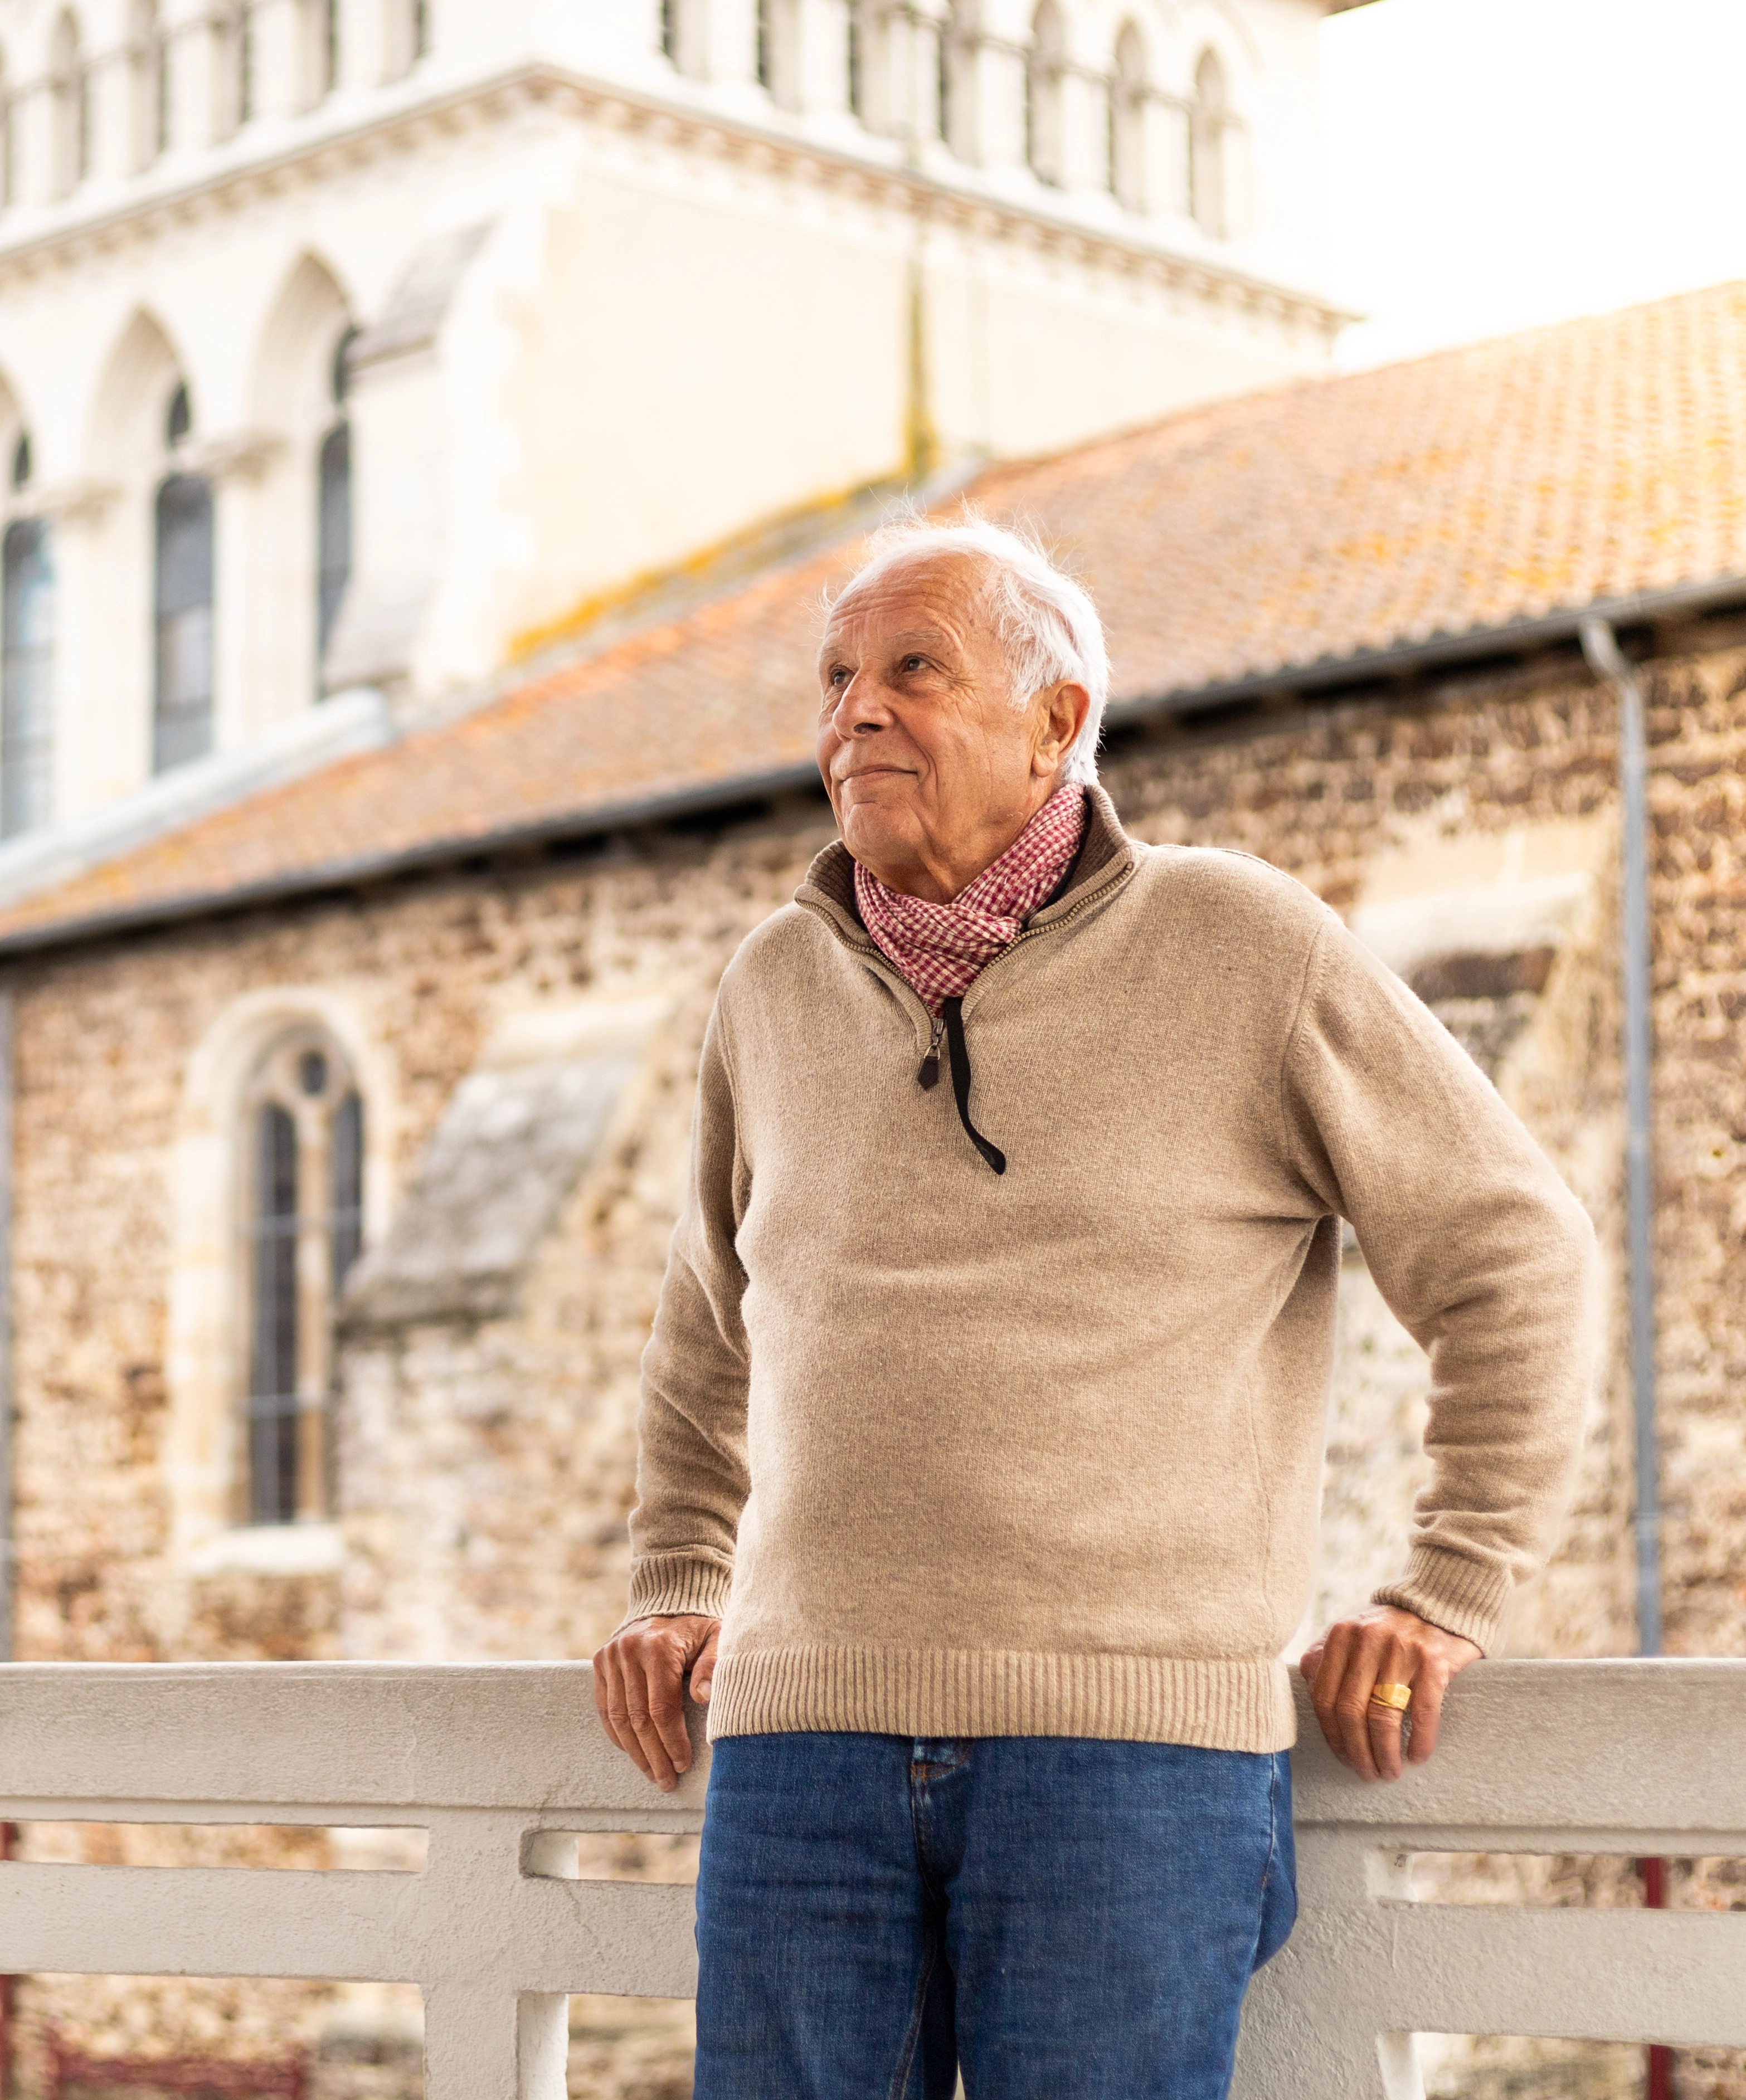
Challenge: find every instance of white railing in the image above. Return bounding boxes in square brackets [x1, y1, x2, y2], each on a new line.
[1235, 1658, 1746, 2097]
[0, 1659, 1742, 2097]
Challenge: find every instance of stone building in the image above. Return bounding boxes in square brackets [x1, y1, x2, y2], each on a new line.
[0, 0, 1355, 879]
[1, 279, 1745, 2093]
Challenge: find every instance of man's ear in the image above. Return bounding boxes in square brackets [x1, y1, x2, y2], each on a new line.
[1033, 681, 1091, 775]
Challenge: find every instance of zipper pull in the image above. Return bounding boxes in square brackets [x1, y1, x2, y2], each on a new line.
[917, 1013, 945, 1089]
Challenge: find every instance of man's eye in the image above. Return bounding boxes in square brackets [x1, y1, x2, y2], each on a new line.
[901, 655, 926, 673]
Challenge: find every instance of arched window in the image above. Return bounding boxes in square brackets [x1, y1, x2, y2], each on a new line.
[1025, 1, 1064, 188]
[297, 0, 337, 104]
[317, 330, 354, 682]
[129, 0, 167, 169]
[154, 383, 215, 773]
[2, 511, 54, 839]
[661, 0, 706, 79]
[1189, 47, 1229, 238]
[216, 0, 251, 135]
[1108, 22, 1145, 211]
[48, 12, 86, 200]
[241, 1031, 364, 1525]
[240, 2, 257, 123]
[1, 53, 13, 210]
[938, 0, 978, 158]
[755, 0, 797, 106]
[846, 0, 863, 116]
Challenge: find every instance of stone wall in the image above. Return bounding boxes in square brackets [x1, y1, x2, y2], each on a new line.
[6, 636, 1745, 2088]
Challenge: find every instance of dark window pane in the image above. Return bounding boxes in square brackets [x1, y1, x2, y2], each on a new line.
[332, 1090, 363, 1292]
[2, 519, 55, 837]
[250, 1103, 299, 1525]
[154, 472, 213, 771]
[317, 422, 351, 668]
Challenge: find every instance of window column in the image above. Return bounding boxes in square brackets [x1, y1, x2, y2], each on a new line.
[792, 0, 849, 118]
[246, 0, 310, 121]
[1024, 1, 1064, 186]
[125, 0, 169, 171]
[162, 0, 234, 151]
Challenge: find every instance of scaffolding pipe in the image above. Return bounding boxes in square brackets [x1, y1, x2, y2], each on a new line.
[1579, 616, 1662, 1660]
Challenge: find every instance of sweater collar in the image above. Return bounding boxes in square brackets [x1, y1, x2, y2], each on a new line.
[797, 782, 1137, 952]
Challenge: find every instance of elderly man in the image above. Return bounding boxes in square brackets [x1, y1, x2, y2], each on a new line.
[595, 518, 1596, 2099]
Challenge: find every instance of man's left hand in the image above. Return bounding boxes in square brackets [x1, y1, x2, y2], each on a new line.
[1301, 1605, 1482, 1782]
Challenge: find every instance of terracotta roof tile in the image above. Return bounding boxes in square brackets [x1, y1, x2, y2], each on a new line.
[8, 279, 1746, 947]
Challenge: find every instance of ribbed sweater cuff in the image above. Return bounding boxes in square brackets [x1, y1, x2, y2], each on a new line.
[617, 1551, 734, 1633]
[1373, 1545, 1512, 1655]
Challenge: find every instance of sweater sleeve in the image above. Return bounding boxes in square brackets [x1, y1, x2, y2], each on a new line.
[1282, 916, 1599, 1654]
[618, 1000, 752, 1630]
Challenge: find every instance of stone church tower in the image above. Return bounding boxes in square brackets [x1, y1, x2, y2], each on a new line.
[0, 0, 1354, 859]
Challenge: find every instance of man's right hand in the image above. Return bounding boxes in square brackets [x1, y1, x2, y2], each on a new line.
[591, 1614, 722, 1792]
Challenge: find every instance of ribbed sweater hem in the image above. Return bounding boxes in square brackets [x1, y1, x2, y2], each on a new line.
[706, 1645, 1297, 1752]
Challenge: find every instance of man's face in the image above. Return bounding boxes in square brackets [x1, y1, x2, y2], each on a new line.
[816, 553, 1086, 903]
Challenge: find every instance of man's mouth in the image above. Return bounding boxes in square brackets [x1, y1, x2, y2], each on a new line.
[836, 766, 913, 787]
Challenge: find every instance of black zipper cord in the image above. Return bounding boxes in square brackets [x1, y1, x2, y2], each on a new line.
[940, 996, 1006, 1176]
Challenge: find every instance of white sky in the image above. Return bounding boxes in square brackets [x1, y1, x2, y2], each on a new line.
[1321, 0, 1746, 368]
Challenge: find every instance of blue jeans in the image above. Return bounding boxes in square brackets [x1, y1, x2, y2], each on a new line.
[693, 1731, 1296, 2099]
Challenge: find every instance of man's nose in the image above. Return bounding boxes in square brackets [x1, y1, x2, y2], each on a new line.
[830, 671, 890, 737]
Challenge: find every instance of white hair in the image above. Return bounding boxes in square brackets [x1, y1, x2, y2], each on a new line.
[827, 512, 1111, 785]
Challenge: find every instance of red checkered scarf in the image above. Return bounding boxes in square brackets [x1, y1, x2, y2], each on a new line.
[853, 787, 1088, 1014]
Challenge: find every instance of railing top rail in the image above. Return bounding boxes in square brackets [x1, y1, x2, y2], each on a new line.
[0, 1659, 708, 1816]
[1286, 1659, 1746, 1836]
[0, 1657, 1740, 1833]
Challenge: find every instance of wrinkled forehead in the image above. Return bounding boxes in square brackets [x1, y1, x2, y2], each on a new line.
[818, 548, 995, 661]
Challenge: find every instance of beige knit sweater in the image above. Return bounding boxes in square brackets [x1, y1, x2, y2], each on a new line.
[624, 789, 1597, 1752]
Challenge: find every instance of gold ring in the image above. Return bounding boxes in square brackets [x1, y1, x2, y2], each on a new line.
[1369, 1681, 1413, 1712]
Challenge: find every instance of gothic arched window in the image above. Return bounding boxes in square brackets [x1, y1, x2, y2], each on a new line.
[938, 0, 978, 159]
[1, 52, 13, 209]
[1025, 1, 1064, 188]
[755, 0, 797, 105]
[241, 1031, 364, 1525]
[1189, 47, 1229, 238]
[661, 0, 706, 78]
[1, 514, 54, 837]
[1108, 22, 1145, 211]
[317, 329, 354, 679]
[48, 12, 86, 200]
[301, 0, 338, 101]
[154, 383, 215, 772]
[847, 0, 868, 119]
